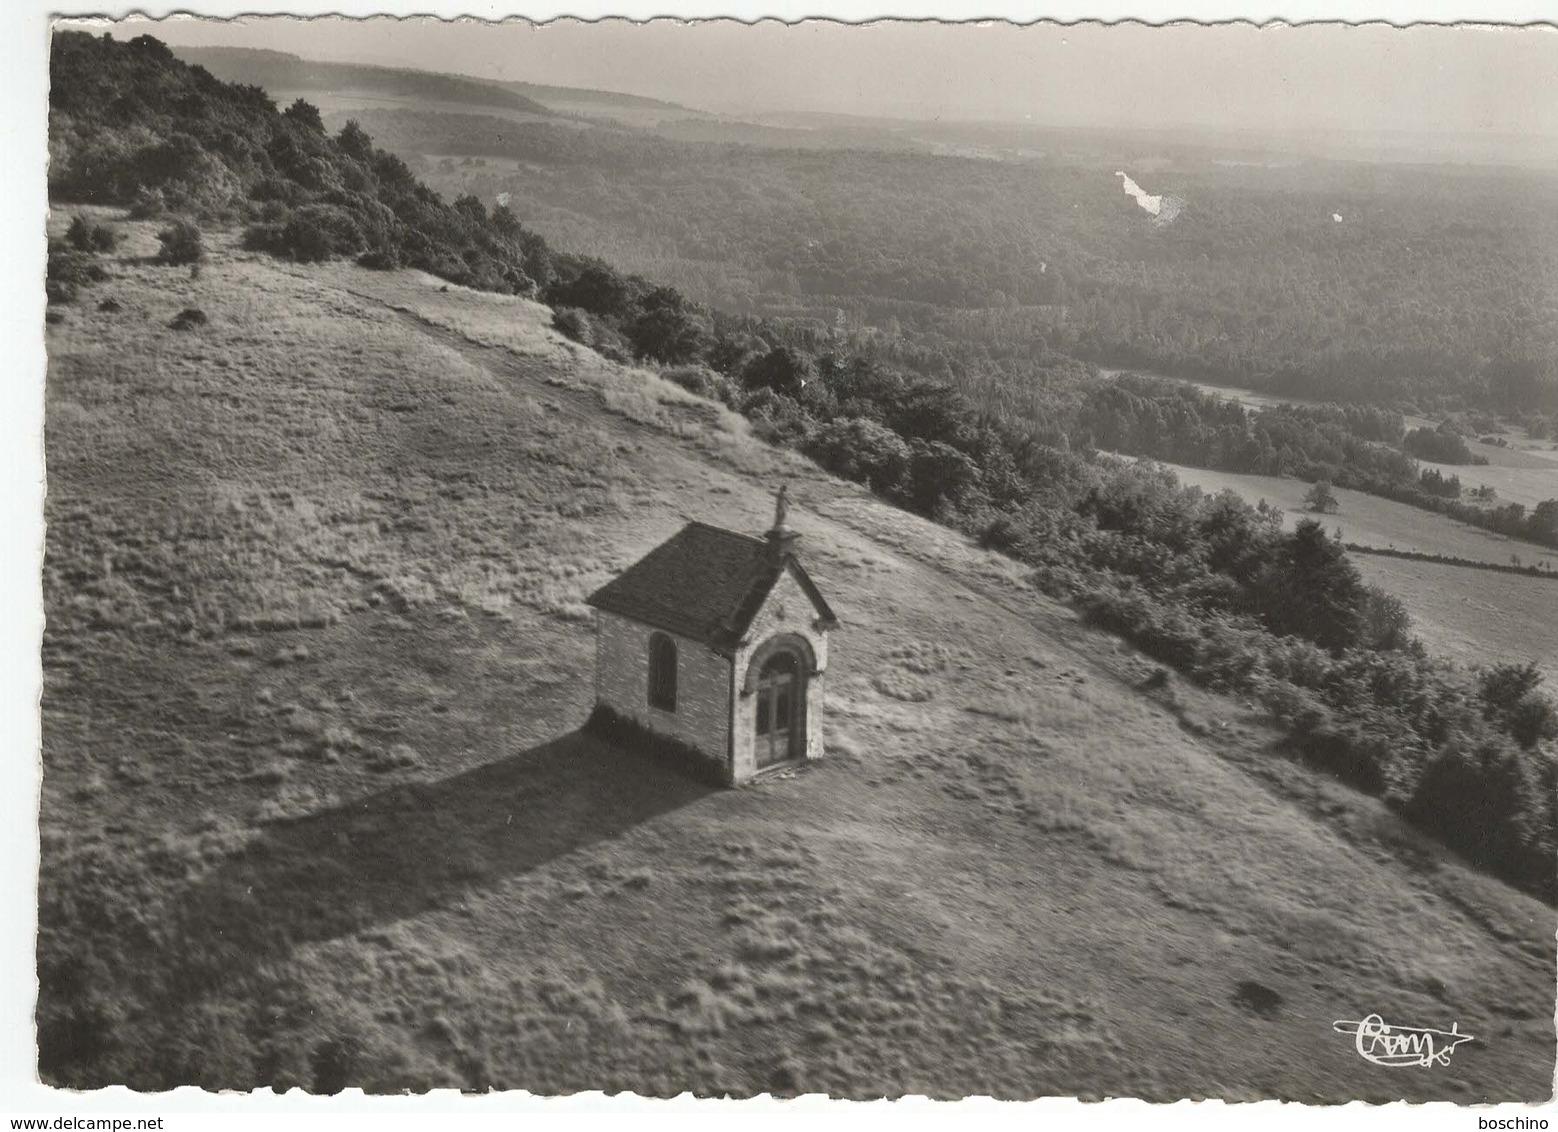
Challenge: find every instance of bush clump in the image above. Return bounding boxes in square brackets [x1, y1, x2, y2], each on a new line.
[551, 306, 592, 344]
[1406, 737, 1555, 888]
[65, 215, 118, 253]
[45, 243, 108, 304]
[155, 219, 204, 266]
[356, 246, 400, 271]
[1404, 424, 1479, 465]
[244, 203, 365, 263]
[659, 364, 736, 407]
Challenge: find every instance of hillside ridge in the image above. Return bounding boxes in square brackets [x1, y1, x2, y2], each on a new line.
[170, 44, 557, 116]
[169, 43, 697, 116]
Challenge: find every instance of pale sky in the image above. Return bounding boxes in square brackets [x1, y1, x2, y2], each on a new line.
[84, 17, 1558, 137]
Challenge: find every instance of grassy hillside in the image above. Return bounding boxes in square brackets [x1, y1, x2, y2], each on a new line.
[39, 212, 1557, 1099]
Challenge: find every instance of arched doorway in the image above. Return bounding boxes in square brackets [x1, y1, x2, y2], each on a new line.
[754, 648, 805, 769]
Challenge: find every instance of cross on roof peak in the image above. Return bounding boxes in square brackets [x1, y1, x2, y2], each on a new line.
[771, 483, 790, 534]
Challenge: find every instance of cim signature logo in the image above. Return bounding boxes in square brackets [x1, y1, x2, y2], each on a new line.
[1333, 1014, 1476, 1068]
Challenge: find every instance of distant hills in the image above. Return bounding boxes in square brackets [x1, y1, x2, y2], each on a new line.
[488, 77, 699, 114]
[172, 46, 555, 116]
[171, 44, 698, 119]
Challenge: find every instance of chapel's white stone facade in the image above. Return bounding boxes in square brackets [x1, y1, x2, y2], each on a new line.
[586, 497, 836, 785]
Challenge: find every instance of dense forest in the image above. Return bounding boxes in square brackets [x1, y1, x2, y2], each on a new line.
[351, 108, 1558, 548]
[347, 107, 1558, 418]
[47, 31, 1558, 896]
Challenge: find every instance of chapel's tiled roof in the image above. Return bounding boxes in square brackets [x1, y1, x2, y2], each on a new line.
[586, 521, 836, 650]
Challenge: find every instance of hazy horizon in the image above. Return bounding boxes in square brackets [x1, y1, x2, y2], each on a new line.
[71, 16, 1558, 142]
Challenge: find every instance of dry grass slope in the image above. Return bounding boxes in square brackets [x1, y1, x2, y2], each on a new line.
[39, 213, 1556, 1100]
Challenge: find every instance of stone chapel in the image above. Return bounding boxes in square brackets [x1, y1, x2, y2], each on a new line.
[585, 489, 837, 784]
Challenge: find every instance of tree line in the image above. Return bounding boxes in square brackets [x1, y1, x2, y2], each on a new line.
[1069, 376, 1558, 550]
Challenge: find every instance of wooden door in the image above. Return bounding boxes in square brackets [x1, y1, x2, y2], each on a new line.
[755, 650, 802, 769]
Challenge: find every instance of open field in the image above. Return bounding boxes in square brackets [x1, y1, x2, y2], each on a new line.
[1127, 458, 1558, 568]
[1115, 456, 1558, 680]
[1349, 555, 1558, 679]
[1416, 448, 1558, 511]
[1103, 368, 1558, 509]
[39, 215, 1555, 1098]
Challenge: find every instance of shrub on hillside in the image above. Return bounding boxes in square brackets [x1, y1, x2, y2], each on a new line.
[356, 246, 400, 271]
[739, 388, 815, 447]
[1479, 661, 1545, 718]
[270, 204, 366, 262]
[626, 288, 709, 364]
[742, 347, 813, 398]
[1478, 662, 1558, 748]
[46, 241, 108, 304]
[544, 265, 635, 319]
[66, 215, 118, 253]
[283, 98, 325, 134]
[156, 219, 204, 266]
[1506, 695, 1558, 749]
[126, 188, 167, 219]
[905, 438, 983, 518]
[1289, 709, 1393, 794]
[1254, 521, 1366, 652]
[547, 306, 630, 361]
[804, 417, 913, 496]
[1407, 736, 1555, 891]
[1360, 586, 1414, 652]
[248, 176, 309, 207]
[551, 306, 592, 345]
[660, 365, 735, 407]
